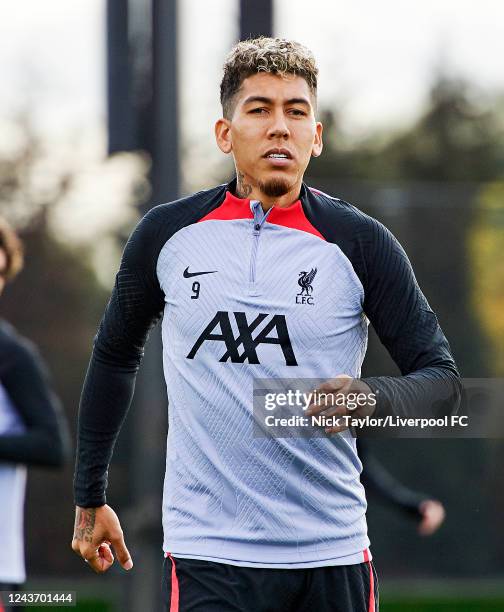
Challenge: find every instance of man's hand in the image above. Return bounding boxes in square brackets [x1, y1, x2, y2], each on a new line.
[417, 500, 446, 536]
[306, 375, 376, 434]
[71, 505, 133, 573]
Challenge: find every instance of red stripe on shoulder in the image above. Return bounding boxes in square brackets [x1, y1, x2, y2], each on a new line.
[198, 191, 253, 223]
[267, 200, 325, 240]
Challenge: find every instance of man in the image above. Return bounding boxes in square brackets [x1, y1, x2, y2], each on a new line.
[72, 38, 460, 611]
[0, 217, 69, 611]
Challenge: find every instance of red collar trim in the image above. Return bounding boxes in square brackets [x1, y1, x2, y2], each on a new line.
[224, 189, 302, 210]
[198, 189, 324, 240]
[267, 200, 324, 240]
[224, 190, 251, 207]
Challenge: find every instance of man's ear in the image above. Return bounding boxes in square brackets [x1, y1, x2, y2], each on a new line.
[215, 118, 232, 154]
[311, 121, 323, 158]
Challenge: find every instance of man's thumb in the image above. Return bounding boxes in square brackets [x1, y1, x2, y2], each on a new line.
[113, 535, 133, 570]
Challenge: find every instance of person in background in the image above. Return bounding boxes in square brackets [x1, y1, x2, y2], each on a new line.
[359, 440, 446, 536]
[0, 217, 70, 611]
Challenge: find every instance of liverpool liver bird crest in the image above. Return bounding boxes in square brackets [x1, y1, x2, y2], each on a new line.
[297, 268, 317, 296]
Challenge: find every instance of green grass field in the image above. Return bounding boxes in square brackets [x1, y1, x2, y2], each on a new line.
[26, 596, 504, 611]
[378, 577, 504, 611]
[22, 581, 504, 611]
[29, 602, 111, 612]
[382, 599, 504, 612]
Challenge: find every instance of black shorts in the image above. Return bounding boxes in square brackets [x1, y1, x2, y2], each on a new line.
[161, 554, 378, 612]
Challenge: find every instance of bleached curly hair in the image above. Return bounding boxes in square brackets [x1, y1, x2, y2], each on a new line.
[220, 37, 318, 118]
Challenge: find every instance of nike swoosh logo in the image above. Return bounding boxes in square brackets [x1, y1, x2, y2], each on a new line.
[183, 267, 218, 278]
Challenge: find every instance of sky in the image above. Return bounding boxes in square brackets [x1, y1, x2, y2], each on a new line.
[1, 0, 503, 136]
[0, 0, 503, 243]
[276, 0, 504, 129]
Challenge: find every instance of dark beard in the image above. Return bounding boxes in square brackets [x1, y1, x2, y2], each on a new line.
[258, 177, 292, 198]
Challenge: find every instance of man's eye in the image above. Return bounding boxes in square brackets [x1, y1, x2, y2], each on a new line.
[289, 109, 307, 116]
[249, 108, 267, 114]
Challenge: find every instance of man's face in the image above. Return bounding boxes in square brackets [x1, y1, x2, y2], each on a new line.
[0, 248, 7, 295]
[215, 72, 323, 199]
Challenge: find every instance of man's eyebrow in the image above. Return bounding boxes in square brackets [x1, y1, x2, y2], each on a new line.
[242, 96, 274, 105]
[284, 97, 311, 107]
[242, 96, 311, 107]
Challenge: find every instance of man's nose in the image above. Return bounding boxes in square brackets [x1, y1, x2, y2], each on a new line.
[267, 110, 290, 138]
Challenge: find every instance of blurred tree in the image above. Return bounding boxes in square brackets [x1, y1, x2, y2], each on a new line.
[468, 182, 504, 563]
[469, 181, 504, 376]
[0, 116, 113, 409]
[0, 117, 130, 576]
[310, 76, 504, 183]
[308, 75, 504, 377]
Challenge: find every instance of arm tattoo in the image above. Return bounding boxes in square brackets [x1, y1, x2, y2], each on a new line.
[73, 507, 97, 543]
[236, 172, 252, 198]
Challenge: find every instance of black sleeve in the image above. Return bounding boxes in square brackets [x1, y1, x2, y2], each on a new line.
[0, 331, 70, 467]
[73, 210, 167, 508]
[73, 187, 226, 508]
[303, 189, 461, 418]
[358, 441, 424, 518]
[358, 218, 461, 418]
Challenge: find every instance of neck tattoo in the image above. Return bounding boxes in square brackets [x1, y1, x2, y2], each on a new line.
[236, 172, 253, 198]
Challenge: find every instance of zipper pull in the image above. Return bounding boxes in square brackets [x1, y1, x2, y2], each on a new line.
[251, 200, 263, 233]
